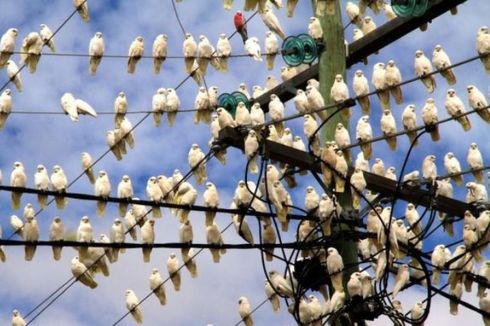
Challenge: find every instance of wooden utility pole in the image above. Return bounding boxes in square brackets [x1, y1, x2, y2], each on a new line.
[315, 2, 359, 323]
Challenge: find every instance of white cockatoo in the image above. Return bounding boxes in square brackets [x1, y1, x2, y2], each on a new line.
[166, 88, 180, 126]
[353, 70, 370, 113]
[422, 98, 440, 141]
[345, 2, 363, 28]
[88, 32, 104, 76]
[49, 216, 64, 260]
[308, 16, 323, 41]
[60, 92, 97, 122]
[20, 32, 43, 73]
[265, 30, 278, 70]
[431, 244, 451, 284]
[113, 91, 127, 128]
[77, 216, 93, 242]
[127, 36, 144, 74]
[362, 16, 376, 35]
[235, 101, 251, 126]
[188, 143, 207, 184]
[146, 176, 163, 218]
[34, 164, 49, 208]
[445, 89, 471, 131]
[149, 268, 167, 306]
[467, 143, 484, 183]
[23, 215, 39, 261]
[182, 33, 197, 74]
[71, 256, 97, 289]
[444, 152, 463, 186]
[0, 28, 18, 67]
[265, 280, 280, 312]
[125, 289, 143, 324]
[245, 36, 262, 61]
[81, 152, 95, 184]
[74, 0, 89, 22]
[216, 33, 231, 72]
[330, 74, 350, 118]
[0, 88, 12, 128]
[402, 104, 418, 146]
[385, 59, 403, 104]
[467, 85, 490, 123]
[94, 170, 111, 217]
[245, 129, 259, 174]
[167, 252, 181, 291]
[39, 24, 55, 52]
[380, 109, 397, 150]
[347, 272, 362, 298]
[110, 218, 125, 261]
[415, 50, 436, 93]
[6, 60, 22, 92]
[356, 115, 373, 160]
[350, 168, 366, 209]
[260, 6, 286, 39]
[206, 222, 226, 263]
[476, 26, 490, 73]
[141, 219, 155, 263]
[179, 219, 193, 259]
[422, 154, 437, 182]
[50, 165, 68, 209]
[327, 247, 344, 292]
[152, 34, 168, 74]
[197, 34, 213, 75]
[432, 44, 456, 85]
[238, 296, 253, 326]
[117, 175, 133, 217]
[269, 94, 285, 135]
[392, 264, 409, 298]
[152, 88, 167, 127]
[216, 107, 236, 128]
[372, 62, 389, 110]
[203, 181, 220, 226]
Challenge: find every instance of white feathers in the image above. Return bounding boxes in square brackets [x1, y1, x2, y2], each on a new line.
[60, 92, 97, 122]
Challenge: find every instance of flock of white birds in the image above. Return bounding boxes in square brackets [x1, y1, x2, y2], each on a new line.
[2, 0, 490, 325]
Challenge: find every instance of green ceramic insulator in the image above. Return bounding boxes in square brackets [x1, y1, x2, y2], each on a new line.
[281, 35, 304, 67]
[218, 93, 237, 117]
[392, 0, 416, 17]
[231, 91, 251, 110]
[412, 0, 428, 17]
[298, 33, 318, 64]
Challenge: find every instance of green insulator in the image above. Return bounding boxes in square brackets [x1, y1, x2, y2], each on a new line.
[391, 0, 416, 17]
[281, 35, 304, 67]
[218, 93, 237, 117]
[298, 33, 318, 64]
[412, 0, 428, 17]
[231, 91, 251, 110]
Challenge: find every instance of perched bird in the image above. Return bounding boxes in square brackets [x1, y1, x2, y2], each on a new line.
[39, 24, 55, 52]
[238, 297, 253, 326]
[11, 309, 27, 326]
[327, 247, 344, 292]
[117, 175, 133, 217]
[476, 26, 490, 73]
[94, 170, 111, 217]
[167, 253, 181, 291]
[334, 150, 348, 193]
[8, 162, 26, 211]
[383, 3, 397, 20]
[467, 85, 490, 122]
[353, 70, 371, 113]
[149, 268, 167, 306]
[445, 89, 471, 131]
[125, 289, 143, 324]
[449, 282, 463, 315]
[152, 34, 167, 74]
[20, 32, 43, 73]
[402, 104, 418, 146]
[362, 16, 376, 35]
[478, 262, 490, 297]
[330, 74, 351, 118]
[422, 98, 440, 142]
[183, 248, 198, 278]
[286, 0, 299, 17]
[308, 16, 323, 40]
[113, 91, 127, 128]
[265, 280, 280, 312]
[216, 33, 232, 72]
[49, 217, 64, 261]
[372, 62, 390, 110]
[23, 214, 39, 261]
[179, 220, 193, 259]
[432, 44, 456, 85]
[80, 152, 95, 185]
[347, 272, 362, 298]
[151, 87, 166, 125]
[234, 11, 248, 44]
[431, 244, 451, 285]
[0, 28, 18, 67]
[203, 182, 219, 226]
[71, 256, 97, 289]
[356, 115, 373, 160]
[197, 35, 213, 75]
[146, 177, 163, 218]
[60, 92, 97, 122]
[51, 165, 68, 209]
[88, 32, 104, 76]
[304, 114, 321, 155]
[411, 302, 425, 325]
[444, 152, 464, 186]
[77, 216, 93, 242]
[385, 60, 403, 105]
[141, 219, 155, 262]
[127, 36, 144, 74]
[245, 130, 259, 174]
[466, 143, 483, 183]
[6, 60, 22, 92]
[74, 0, 89, 22]
[264, 31, 278, 70]
[380, 109, 397, 150]
[260, 6, 286, 39]
[182, 33, 197, 74]
[262, 223, 276, 261]
[166, 88, 180, 126]
[245, 37, 262, 62]
[350, 168, 366, 209]
[33, 164, 49, 209]
[415, 50, 436, 93]
[110, 218, 125, 261]
[206, 222, 226, 263]
[345, 2, 363, 28]
[188, 144, 207, 184]
[392, 264, 409, 298]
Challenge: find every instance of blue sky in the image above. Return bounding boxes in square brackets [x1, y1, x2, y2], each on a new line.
[0, 0, 488, 325]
